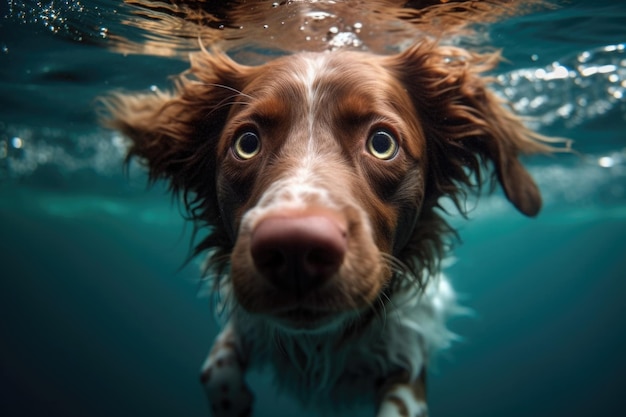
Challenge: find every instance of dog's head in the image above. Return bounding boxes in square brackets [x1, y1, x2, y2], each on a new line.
[103, 42, 558, 332]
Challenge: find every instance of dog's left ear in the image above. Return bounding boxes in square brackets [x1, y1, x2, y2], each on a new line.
[100, 50, 254, 202]
[389, 42, 566, 217]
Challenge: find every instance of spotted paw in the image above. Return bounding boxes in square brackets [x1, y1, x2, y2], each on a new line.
[202, 349, 253, 417]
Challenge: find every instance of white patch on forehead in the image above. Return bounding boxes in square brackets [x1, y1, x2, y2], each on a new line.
[292, 54, 330, 146]
[298, 54, 329, 109]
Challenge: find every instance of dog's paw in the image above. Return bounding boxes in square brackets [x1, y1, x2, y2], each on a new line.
[377, 400, 428, 417]
[377, 384, 428, 417]
[201, 349, 253, 417]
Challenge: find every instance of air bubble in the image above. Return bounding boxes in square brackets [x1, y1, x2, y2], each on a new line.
[578, 51, 591, 63]
[610, 88, 624, 100]
[598, 156, 615, 168]
[306, 12, 333, 21]
[11, 137, 24, 149]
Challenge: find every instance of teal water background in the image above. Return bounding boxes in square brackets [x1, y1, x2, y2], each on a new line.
[1, 1, 625, 416]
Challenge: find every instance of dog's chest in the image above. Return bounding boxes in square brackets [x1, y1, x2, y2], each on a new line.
[218, 273, 457, 409]
[233, 307, 429, 406]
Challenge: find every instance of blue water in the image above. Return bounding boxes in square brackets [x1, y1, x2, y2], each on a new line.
[1, 1, 625, 416]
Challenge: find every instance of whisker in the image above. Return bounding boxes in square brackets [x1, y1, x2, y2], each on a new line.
[374, 293, 388, 331]
[204, 96, 250, 119]
[188, 82, 254, 119]
[272, 328, 287, 356]
[379, 289, 401, 323]
[380, 252, 426, 295]
[200, 82, 254, 101]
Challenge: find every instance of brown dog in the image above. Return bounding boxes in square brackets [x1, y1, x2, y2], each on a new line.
[103, 23, 564, 417]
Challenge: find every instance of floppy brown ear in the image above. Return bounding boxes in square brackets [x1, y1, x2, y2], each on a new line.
[467, 103, 549, 217]
[390, 42, 567, 217]
[100, 51, 253, 195]
[450, 74, 550, 217]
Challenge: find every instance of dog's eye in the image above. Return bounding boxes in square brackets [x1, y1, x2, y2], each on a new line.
[367, 129, 398, 160]
[233, 131, 261, 160]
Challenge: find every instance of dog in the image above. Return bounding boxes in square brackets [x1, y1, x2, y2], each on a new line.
[102, 3, 567, 416]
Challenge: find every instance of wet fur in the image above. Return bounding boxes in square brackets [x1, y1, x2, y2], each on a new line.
[101, 6, 566, 415]
[103, 41, 557, 290]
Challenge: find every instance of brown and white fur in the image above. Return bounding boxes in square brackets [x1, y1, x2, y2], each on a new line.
[103, 36, 563, 416]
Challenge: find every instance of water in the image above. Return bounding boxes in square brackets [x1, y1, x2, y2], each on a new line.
[1, 1, 625, 416]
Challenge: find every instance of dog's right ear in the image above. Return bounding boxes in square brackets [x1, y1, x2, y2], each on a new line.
[389, 42, 570, 218]
[101, 51, 253, 194]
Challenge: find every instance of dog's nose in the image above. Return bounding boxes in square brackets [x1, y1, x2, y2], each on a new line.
[250, 215, 347, 295]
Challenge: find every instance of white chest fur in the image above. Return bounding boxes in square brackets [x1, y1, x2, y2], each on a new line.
[230, 274, 460, 410]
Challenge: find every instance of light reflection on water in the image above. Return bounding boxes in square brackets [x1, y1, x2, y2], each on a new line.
[1, 0, 625, 209]
[5, 0, 546, 60]
[497, 43, 626, 129]
[2, 43, 624, 189]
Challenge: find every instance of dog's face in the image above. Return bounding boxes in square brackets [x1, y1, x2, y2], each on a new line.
[214, 53, 427, 331]
[104, 42, 556, 333]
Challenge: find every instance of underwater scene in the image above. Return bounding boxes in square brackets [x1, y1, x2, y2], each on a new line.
[1, 1, 625, 416]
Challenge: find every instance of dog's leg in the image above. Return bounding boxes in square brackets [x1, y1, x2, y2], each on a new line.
[200, 323, 253, 417]
[377, 371, 428, 417]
